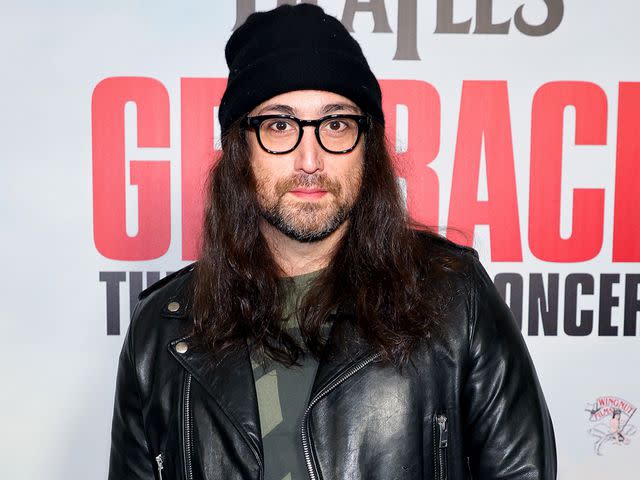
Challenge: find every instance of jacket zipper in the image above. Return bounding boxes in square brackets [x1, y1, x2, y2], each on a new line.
[155, 453, 164, 480]
[183, 373, 194, 480]
[300, 352, 382, 480]
[435, 414, 449, 480]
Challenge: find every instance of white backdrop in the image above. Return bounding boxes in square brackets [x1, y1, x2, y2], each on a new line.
[1, 1, 638, 478]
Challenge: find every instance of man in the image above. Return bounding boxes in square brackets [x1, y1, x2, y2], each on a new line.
[109, 4, 556, 480]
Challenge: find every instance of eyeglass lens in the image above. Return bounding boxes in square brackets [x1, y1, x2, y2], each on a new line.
[258, 117, 359, 153]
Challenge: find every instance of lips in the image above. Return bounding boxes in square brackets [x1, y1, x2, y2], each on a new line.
[289, 188, 327, 199]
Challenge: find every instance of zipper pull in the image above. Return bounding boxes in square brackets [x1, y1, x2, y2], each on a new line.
[155, 453, 164, 480]
[437, 415, 448, 449]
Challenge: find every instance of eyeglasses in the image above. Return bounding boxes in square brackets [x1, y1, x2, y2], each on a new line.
[244, 114, 369, 154]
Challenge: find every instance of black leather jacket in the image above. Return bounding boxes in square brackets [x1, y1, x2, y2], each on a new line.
[108, 248, 557, 480]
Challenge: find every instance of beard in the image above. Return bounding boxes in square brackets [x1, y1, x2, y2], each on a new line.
[254, 170, 362, 243]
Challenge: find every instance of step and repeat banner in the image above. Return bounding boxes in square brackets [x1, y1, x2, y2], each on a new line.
[1, 1, 638, 478]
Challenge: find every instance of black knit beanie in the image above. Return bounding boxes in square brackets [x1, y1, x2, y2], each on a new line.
[218, 3, 384, 136]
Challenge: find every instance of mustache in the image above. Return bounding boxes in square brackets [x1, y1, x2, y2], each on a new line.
[274, 173, 342, 196]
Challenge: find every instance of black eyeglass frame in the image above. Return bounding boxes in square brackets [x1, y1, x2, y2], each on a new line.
[244, 113, 369, 154]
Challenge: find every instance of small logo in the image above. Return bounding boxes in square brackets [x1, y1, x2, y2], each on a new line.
[585, 396, 637, 455]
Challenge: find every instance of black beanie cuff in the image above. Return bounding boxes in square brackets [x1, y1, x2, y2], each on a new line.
[220, 47, 384, 135]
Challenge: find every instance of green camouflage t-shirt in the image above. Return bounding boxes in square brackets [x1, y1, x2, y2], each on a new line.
[251, 269, 326, 480]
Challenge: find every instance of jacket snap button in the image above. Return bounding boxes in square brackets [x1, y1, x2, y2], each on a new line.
[175, 341, 189, 354]
[167, 301, 180, 312]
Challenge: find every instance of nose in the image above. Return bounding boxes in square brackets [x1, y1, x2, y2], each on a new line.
[293, 126, 324, 174]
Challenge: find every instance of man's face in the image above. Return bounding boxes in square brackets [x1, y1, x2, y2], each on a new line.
[247, 90, 365, 242]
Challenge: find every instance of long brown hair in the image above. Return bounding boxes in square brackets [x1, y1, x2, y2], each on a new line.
[191, 120, 469, 367]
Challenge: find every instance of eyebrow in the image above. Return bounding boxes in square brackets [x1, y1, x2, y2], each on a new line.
[255, 102, 361, 116]
[256, 104, 296, 115]
[321, 103, 361, 114]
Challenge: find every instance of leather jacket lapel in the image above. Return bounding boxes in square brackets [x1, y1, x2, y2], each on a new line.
[168, 335, 263, 461]
[160, 280, 262, 460]
[309, 312, 378, 399]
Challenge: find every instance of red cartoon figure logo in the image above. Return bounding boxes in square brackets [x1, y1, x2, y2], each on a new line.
[586, 396, 637, 455]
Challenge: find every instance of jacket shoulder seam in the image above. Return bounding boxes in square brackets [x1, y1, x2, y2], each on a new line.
[138, 263, 196, 301]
